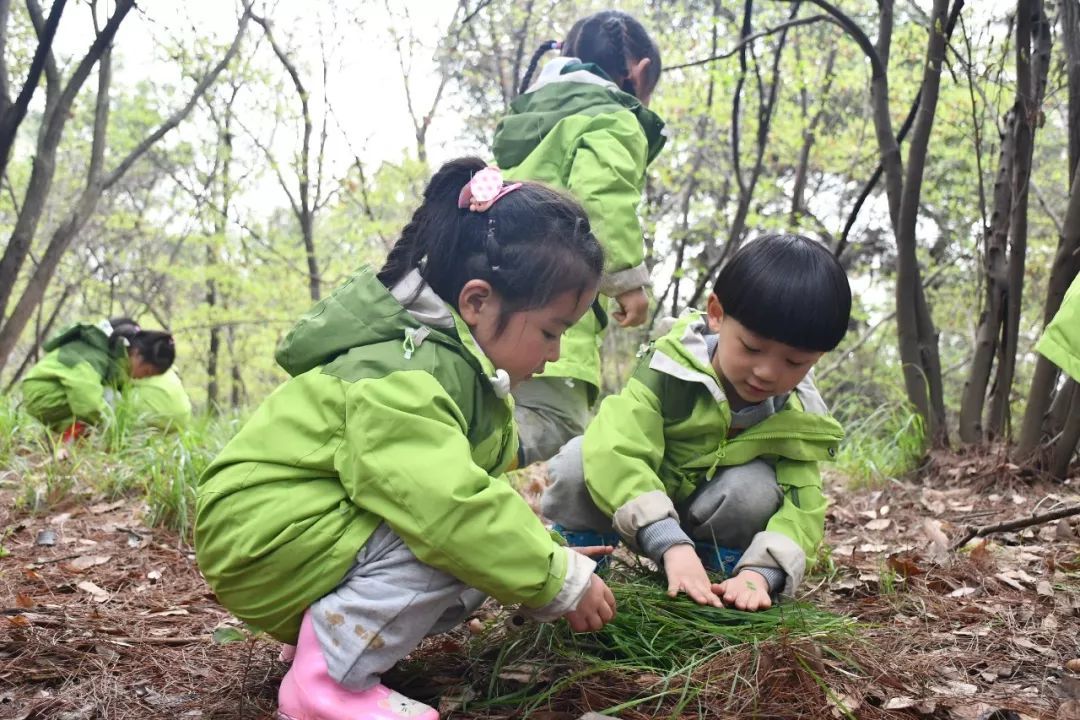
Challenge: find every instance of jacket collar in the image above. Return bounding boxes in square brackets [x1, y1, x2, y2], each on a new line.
[390, 270, 512, 399]
[648, 311, 830, 416]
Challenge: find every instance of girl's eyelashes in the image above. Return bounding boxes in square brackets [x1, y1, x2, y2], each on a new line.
[542, 329, 558, 341]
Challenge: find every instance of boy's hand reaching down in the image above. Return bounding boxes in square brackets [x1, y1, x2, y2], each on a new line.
[662, 544, 723, 607]
[564, 575, 616, 632]
[713, 569, 772, 611]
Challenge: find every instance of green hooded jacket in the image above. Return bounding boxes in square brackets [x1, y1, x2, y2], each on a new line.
[492, 57, 667, 395]
[20, 323, 128, 428]
[126, 368, 193, 431]
[1036, 273, 1080, 383]
[194, 268, 595, 643]
[581, 313, 844, 594]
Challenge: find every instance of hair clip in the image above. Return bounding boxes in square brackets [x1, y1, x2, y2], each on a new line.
[458, 166, 522, 213]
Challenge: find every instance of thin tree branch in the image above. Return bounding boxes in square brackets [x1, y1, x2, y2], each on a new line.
[668, 15, 834, 69]
[951, 504, 1080, 550]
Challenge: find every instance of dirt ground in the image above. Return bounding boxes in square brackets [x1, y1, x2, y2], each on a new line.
[2, 450, 1079, 720]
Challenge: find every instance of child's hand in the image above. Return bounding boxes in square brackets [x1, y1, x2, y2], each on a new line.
[613, 287, 649, 327]
[713, 569, 773, 611]
[662, 544, 723, 607]
[564, 575, 616, 632]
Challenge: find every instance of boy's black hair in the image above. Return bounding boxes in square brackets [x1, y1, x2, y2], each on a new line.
[378, 157, 603, 332]
[519, 10, 661, 97]
[713, 234, 851, 352]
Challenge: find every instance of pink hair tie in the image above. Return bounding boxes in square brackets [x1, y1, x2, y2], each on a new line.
[457, 166, 522, 213]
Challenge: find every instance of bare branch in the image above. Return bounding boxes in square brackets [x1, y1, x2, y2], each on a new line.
[669, 15, 834, 70]
[951, 504, 1080, 550]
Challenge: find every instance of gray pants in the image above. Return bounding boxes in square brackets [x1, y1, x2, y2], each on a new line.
[543, 436, 783, 549]
[309, 524, 486, 691]
[513, 376, 591, 466]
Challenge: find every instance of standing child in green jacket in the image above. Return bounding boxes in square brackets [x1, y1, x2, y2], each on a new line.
[544, 234, 851, 611]
[20, 317, 176, 441]
[493, 10, 667, 465]
[195, 158, 617, 720]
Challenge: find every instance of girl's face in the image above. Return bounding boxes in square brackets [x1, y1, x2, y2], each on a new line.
[459, 281, 597, 388]
[706, 293, 823, 409]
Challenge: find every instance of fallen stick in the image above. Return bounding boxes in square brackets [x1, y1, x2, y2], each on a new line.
[102, 635, 209, 646]
[950, 503, 1080, 550]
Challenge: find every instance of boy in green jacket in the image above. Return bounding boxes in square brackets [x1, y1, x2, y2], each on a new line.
[545, 234, 850, 610]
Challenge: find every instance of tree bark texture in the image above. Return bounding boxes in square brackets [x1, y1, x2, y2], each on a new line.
[893, 0, 950, 445]
[1018, 157, 1080, 454]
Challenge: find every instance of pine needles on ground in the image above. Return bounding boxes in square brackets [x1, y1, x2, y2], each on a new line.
[440, 572, 863, 718]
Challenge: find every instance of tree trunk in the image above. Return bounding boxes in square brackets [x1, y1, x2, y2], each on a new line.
[0, 0, 67, 179]
[1017, 156, 1080, 454]
[1050, 381, 1080, 479]
[686, 0, 797, 308]
[987, 0, 1051, 437]
[893, 0, 950, 445]
[0, 8, 250, 372]
[1064, 0, 1080, 177]
[961, 110, 1018, 441]
[0, 0, 134, 324]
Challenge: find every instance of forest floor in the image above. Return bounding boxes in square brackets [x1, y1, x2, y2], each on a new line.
[2, 448, 1079, 720]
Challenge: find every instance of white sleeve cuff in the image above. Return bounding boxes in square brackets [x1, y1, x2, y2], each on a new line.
[600, 263, 650, 297]
[519, 546, 595, 622]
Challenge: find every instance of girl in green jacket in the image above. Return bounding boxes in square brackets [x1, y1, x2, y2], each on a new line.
[195, 158, 616, 720]
[493, 10, 667, 465]
[544, 235, 851, 612]
[20, 318, 176, 440]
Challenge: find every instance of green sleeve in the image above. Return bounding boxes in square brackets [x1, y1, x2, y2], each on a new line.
[566, 112, 649, 286]
[583, 376, 668, 516]
[334, 370, 567, 608]
[767, 459, 828, 563]
[62, 361, 108, 421]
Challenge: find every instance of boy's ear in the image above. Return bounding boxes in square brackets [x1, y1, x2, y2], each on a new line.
[706, 293, 724, 333]
[458, 279, 495, 326]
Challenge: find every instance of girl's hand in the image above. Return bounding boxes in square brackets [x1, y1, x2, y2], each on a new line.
[563, 575, 616, 632]
[662, 544, 723, 607]
[713, 569, 773, 611]
[613, 287, 649, 327]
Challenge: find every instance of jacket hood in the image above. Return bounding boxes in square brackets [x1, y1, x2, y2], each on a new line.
[44, 322, 127, 382]
[274, 267, 512, 396]
[494, 57, 667, 169]
[275, 267, 456, 376]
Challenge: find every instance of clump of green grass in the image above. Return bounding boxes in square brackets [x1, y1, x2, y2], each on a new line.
[3, 390, 240, 542]
[831, 396, 926, 487]
[457, 572, 859, 716]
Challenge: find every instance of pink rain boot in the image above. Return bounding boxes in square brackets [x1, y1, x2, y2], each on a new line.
[277, 611, 438, 720]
